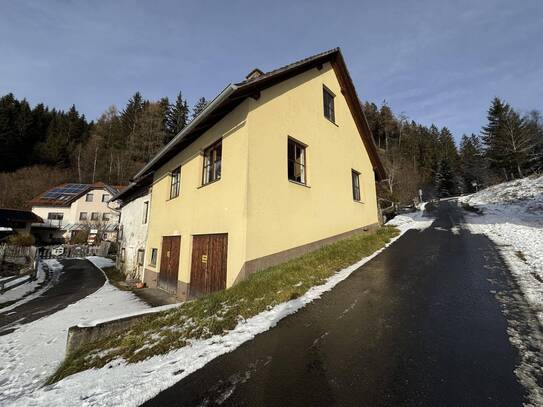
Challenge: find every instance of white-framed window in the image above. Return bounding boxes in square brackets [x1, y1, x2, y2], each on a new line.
[102, 213, 110, 222]
[352, 170, 361, 201]
[47, 212, 63, 220]
[287, 138, 307, 184]
[91, 212, 99, 221]
[86, 193, 94, 202]
[202, 139, 222, 185]
[323, 86, 335, 123]
[102, 194, 110, 202]
[170, 167, 181, 199]
[79, 212, 88, 221]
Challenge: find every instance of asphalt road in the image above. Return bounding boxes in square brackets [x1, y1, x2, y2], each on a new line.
[0, 259, 105, 335]
[145, 200, 528, 406]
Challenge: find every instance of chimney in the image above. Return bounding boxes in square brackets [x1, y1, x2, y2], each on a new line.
[246, 68, 264, 80]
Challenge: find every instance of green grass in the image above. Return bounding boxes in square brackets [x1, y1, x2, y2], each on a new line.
[48, 226, 399, 384]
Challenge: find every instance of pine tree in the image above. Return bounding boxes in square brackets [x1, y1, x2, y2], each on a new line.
[166, 92, 189, 141]
[191, 97, 208, 121]
[459, 134, 486, 192]
[434, 158, 456, 197]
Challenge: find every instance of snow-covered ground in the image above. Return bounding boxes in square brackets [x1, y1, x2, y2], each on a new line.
[386, 202, 434, 233]
[460, 175, 543, 324]
[7, 220, 431, 407]
[0, 258, 149, 405]
[460, 175, 543, 405]
[0, 259, 63, 310]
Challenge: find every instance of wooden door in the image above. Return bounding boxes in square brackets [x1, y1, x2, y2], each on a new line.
[158, 236, 180, 294]
[190, 234, 227, 297]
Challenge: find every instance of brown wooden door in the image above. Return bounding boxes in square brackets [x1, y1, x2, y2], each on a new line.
[158, 236, 180, 294]
[190, 234, 227, 297]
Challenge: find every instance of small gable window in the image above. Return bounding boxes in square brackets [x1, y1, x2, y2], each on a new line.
[323, 86, 335, 123]
[170, 167, 181, 199]
[352, 170, 361, 201]
[85, 193, 94, 202]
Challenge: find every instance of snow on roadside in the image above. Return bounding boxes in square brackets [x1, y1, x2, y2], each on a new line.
[0, 259, 63, 310]
[386, 202, 434, 232]
[86, 256, 115, 269]
[0, 278, 149, 405]
[11, 219, 431, 407]
[460, 175, 543, 324]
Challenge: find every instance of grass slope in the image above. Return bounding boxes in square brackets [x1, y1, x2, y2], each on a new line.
[49, 226, 399, 383]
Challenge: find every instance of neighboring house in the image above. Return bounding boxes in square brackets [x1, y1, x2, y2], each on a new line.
[113, 175, 152, 280]
[29, 182, 123, 244]
[0, 208, 43, 240]
[126, 48, 386, 300]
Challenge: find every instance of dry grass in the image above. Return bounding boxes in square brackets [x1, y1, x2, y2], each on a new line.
[48, 226, 399, 384]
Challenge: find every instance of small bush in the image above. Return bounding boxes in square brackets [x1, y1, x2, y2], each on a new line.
[7, 233, 35, 247]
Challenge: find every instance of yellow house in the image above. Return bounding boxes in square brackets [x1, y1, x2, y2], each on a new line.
[123, 48, 386, 300]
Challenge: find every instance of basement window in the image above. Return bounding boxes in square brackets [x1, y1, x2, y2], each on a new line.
[323, 86, 335, 123]
[287, 138, 306, 184]
[202, 139, 222, 185]
[150, 248, 158, 266]
[352, 170, 361, 201]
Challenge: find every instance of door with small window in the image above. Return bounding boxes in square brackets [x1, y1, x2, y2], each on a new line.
[158, 236, 180, 294]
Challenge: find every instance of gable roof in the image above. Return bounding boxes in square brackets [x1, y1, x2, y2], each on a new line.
[132, 48, 386, 182]
[29, 182, 125, 207]
[0, 208, 43, 226]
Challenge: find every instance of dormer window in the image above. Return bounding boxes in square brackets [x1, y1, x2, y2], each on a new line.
[323, 86, 335, 123]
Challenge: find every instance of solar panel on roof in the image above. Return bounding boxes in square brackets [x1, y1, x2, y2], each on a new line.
[40, 183, 89, 201]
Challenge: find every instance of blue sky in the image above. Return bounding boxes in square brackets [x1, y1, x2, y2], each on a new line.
[1, 0, 541, 141]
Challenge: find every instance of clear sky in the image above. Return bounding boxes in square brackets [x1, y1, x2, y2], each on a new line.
[1, 0, 541, 141]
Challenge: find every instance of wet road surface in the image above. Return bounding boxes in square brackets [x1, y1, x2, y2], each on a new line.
[145, 200, 529, 406]
[0, 259, 105, 334]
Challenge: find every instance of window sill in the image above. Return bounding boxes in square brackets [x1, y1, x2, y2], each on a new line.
[288, 180, 311, 188]
[166, 195, 180, 202]
[353, 200, 365, 204]
[198, 178, 221, 189]
[325, 117, 339, 127]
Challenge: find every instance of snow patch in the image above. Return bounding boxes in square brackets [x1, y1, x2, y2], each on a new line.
[386, 203, 434, 232]
[0, 259, 63, 311]
[0, 279, 149, 405]
[86, 256, 115, 269]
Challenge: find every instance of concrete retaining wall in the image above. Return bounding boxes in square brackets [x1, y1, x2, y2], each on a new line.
[66, 313, 150, 354]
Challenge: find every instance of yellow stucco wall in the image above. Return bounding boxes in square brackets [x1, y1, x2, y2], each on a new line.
[244, 63, 379, 262]
[145, 62, 379, 291]
[145, 100, 250, 287]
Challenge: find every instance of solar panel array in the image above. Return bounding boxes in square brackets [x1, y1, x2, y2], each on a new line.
[42, 183, 88, 201]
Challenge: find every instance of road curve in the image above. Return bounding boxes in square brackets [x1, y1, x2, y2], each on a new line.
[0, 259, 105, 335]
